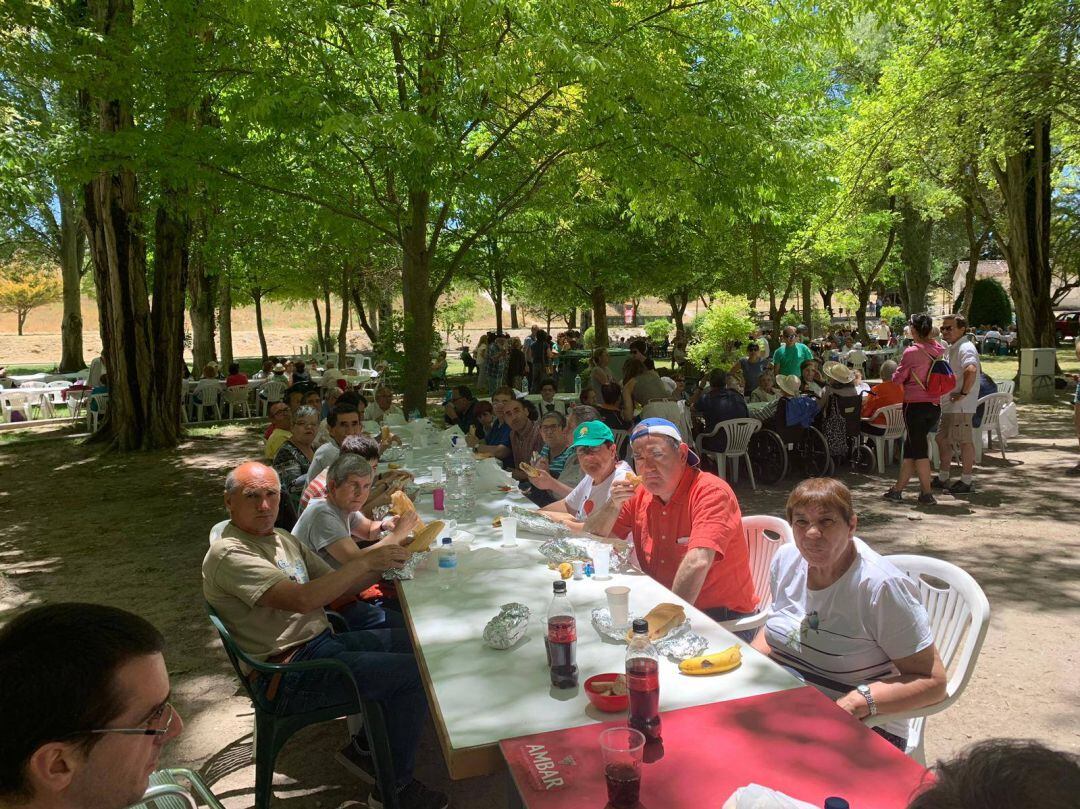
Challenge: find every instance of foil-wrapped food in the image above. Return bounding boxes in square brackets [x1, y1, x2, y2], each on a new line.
[507, 505, 571, 538]
[382, 551, 428, 581]
[590, 607, 709, 661]
[483, 602, 532, 650]
[538, 537, 632, 573]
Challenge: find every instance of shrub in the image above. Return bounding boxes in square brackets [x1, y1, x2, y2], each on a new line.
[583, 326, 596, 349]
[963, 278, 1013, 329]
[779, 310, 803, 329]
[686, 293, 756, 371]
[881, 305, 906, 337]
[643, 319, 674, 344]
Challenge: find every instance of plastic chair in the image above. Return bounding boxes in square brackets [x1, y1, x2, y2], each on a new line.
[206, 606, 402, 809]
[127, 768, 224, 809]
[224, 385, 253, 419]
[995, 380, 1015, 399]
[88, 393, 109, 432]
[874, 554, 990, 765]
[66, 388, 90, 424]
[192, 380, 223, 421]
[259, 379, 288, 416]
[208, 518, 230, 544]
[867, 403, 905, 473]
[720, 516, 794, 635]
[973, 392, 1011, 462]
[695, 418, 761, 490]
[46, 380, 71, 407]
[610, 428, 630, 459]
[1, 392, 32, 423]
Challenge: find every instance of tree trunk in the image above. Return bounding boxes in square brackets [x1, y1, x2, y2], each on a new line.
[993, 116, 1056, 348]
[351, 285, 379, 345]
[491, 272, 504, 333]
[338, 264, 350, 368]
[187, 247, 217, 371]
[311, 297, 324, 352]
[568, 307, 577, 329]
[899, 202, 934, 315]
[401, 192, 435, 415]
[960, 209, 985, 321]
[818, 284, 834, 318]
[252, 289, 268, 362]
[150, 186, 190, 444]
[17, 310, 28, 335]
[322, 284, 332, 349]
[667, 292, 688, 345]
[801, 274, 813, 339]
[218, 273, 233, 368]
[590, 286, 609, 348]
[57, 186, 86, 372]
[855, 283, 871, 343]
[510, 302, 519, 329]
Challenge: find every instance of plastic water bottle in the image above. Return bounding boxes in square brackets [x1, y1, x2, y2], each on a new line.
[443, 436, 476, 519]
[626, 618, 661, 741]
[574, 375, 581, 395]
[437, 537, 457, 589]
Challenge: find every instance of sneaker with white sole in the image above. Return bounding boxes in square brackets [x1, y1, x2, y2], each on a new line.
[367, 779, 449, 809]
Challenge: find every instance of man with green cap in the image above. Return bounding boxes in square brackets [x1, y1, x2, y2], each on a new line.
[536, 420, 633, 527]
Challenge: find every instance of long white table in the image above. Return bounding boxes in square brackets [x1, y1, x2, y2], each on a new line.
[392, 436, 803, 779]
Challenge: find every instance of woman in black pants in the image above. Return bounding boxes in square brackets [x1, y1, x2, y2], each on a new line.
[884, 313, 946, 506]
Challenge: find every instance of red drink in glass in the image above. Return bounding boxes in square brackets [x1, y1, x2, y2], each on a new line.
[604, 762, 641, 808]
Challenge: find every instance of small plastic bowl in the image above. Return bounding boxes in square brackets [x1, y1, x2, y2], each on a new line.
[584, 673, 629, 713]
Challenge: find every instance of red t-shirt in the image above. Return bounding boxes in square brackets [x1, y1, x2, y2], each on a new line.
[226, 373, 249, 387]
[610, 466, 755, 613]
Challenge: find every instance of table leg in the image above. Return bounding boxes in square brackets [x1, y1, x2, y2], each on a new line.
[505, 767, 525, 809]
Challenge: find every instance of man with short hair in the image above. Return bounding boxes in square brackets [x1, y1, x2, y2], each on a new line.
[584, 418, 757, 638]
[203, 462, 445, 809]
[443, 386, 478, 434]
[504, 397, 543, 481]
[771, 326, 813, 377]
[464, 387, 513, 462]
[264, 402, 293, 460]
[934, 314, 981, 494]
[307, 403, 363, 484]
[538, 421, 633, 526]
[0, 603, 182, 809]
[366, 386, 404, 422]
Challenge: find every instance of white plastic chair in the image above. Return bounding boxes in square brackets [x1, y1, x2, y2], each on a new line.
[719, 516, 794, 635]
[223, 385, 252, 419]
[66, 388, 90, 424]
[1, 392, 32, 423]
[191, 380, 223, 421]
[973, 392, 1011, 463]
[208, 519, 230, 545]
[995, 380, 1014, 399]
[88, 393, 109, 432]
[259, 379, 288, 415]
[867, 403, 906, 473]
[875, 553, 990, 765]
[46, 380, 71, 406]
[694, 418, 761, 490]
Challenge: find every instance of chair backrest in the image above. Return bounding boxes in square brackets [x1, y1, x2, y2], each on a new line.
[976, 392, 1010, 427]
[831, 394, 864, 438]
[90, 393, 109, 414]
[46, 380, 70, 388]
[719, 418, 761, 454]
[883, 554, 990, 712]
[262, 379, 287, 402]
[995, 380, 1015, 397]
[19, 381, 47, 390]
[208, 519, 230, 544]
[205, 604, 265, 708]
[878, 403, 906, 439]
[611, 428, 629, 458]
[224, 385, 249, 404]
[193, 379, 223, 402]
[741, 516, 795, 612]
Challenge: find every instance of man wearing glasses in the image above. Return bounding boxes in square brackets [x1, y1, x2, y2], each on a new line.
[584, 418, 758, 640]
[536, 421, 633, 529]
[0, 603, 182, 809]
[933, 314, 981, 494]
[771, 326, 813, 378]
[263, 402, 293, 460]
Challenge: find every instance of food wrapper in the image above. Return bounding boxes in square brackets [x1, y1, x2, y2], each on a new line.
[482, 602, 532, 650]
[538, 537, 632, 572]
[382, 552, 428, 581]
[590, 607, 708, 661]
[508, 506, 571, 538]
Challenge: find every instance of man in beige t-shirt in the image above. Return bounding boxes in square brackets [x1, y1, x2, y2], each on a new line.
[202, 462, 447, 809]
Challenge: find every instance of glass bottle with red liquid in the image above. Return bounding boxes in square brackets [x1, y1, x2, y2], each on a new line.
[626, 618, 661, 741]
[545, 580, 578, 688]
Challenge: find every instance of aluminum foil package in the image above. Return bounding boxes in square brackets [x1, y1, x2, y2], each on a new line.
[382, 551, 428, 581]
[507, 506, 571, 538]
[483, 602, 532, 650]
[538, 537, 632, 573]
[590, 607, 709, 661]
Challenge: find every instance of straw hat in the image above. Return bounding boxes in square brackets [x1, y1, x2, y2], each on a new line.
[272, 363, 285, 373]
[823, 361, 854, 385]
[775, 374, 802, 397]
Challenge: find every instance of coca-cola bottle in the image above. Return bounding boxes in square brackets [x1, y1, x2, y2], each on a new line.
[545, 580, 578, 688]
[626, 618, 661, 741]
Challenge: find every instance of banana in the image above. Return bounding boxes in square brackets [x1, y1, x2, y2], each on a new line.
[678, 645, 742, 676]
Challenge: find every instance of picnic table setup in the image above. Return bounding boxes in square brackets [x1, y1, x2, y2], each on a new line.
[379, 420, 930, 807]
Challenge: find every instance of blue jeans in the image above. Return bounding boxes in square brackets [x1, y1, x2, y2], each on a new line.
[261, 629, 426, 788]
[335, 599, 406, 634]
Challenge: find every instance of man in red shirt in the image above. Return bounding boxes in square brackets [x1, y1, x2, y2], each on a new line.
[584, 417, 757, 640]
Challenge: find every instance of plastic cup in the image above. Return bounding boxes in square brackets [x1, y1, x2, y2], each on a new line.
[433, 488, 445, 511]
[501, 516, 518, 548]
[571, 560, 584, 580]
[599, 727, 645, 809]
[430, 465, 445, 484]
[592, 548, 611, 581]
[605, 586, 630, 628]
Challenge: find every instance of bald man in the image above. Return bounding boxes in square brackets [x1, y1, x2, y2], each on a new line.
[202, 462, 447, 809]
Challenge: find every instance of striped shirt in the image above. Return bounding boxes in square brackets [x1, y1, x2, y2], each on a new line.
[540, 444, 575, 478]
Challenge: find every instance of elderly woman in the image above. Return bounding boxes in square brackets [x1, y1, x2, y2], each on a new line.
[751, 478, 946, 750]
[799, 358, 824, 397]
[750, 370, 780, 403]
[272, 405, 319, 503]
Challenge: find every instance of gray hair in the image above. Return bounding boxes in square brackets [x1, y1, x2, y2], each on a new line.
[327, 454, 373, 488]
[880, 360, 898, 379]
[568, 405, 600, 427]
[224, 465, 280, 494]
[292, 405, 320, 425]
[541, 410, 567, 428]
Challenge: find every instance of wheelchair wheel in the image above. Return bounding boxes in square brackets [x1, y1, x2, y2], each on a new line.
[796, 427, 832, 478]
[851, 442, 876, 473]
[748, 430, 787, 485]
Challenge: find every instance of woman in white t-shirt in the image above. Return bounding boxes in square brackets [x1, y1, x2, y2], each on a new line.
[536, 420, 631, 528]
[751, 478, 946, 749]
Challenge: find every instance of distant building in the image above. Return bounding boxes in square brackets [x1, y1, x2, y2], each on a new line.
[953, 259, 1080, 311]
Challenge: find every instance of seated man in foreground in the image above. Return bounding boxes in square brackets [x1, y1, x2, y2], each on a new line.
[584, 418, 758, 639]
[202, 461, 446, 809]
[538, 420, 632, 531]
[0, 603, 182, 809]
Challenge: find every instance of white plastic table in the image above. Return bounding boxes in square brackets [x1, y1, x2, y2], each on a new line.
[392, 433, 803, 779]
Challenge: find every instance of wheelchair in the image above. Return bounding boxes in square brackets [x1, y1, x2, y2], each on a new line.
[818, 393, 876, 474]
[747, 398, 833, 485]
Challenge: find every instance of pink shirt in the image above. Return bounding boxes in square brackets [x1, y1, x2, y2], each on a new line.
[892, 341, 945, 404]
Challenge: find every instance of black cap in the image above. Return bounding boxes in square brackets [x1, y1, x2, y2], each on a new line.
[824, 799, 850, 809]
[553, 580, 566, 593]
[632, 618, 648, 634]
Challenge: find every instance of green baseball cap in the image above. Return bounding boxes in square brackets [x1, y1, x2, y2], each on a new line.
[570, 420, 614, 448]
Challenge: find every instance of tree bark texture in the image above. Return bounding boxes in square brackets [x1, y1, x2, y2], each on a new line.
[960, 208, 986, 323]
[322, 284, 332, 349]
[351, 285, 379, 345]
[218, 273, 233, 368]
[187, 246, 217, 370]
[590, 286, 609, 348]
[667, 292, 688, 345]
[57, 186, 86, 372]
[899, 202, 933, 315]
[510, 302, 519, 329]
[401, 191, 435, 415]
[252, 289, 268, 362]
[311, 297, 324, 352]
[338, 264, 350, 368]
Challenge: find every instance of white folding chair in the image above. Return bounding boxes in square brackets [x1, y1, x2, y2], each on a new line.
[868, 403, 906, 473]
[694, 418, 761, 490]
[719, 516, 794, 635]
[875, 554, 990, 765]
[223, 385, 252, 419]
[973, 392, 1011, 463]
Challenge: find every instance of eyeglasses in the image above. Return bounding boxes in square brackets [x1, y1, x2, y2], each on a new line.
[65, 702, 177, 739]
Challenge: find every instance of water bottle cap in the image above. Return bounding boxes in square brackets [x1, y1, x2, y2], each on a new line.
[552, 580, 566, 593]
[632, 618, 649, 634]
[441, 537, 452, 545]
[824, 799, 850, 809]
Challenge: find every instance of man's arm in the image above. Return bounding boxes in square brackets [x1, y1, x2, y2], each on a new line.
[257, 557, 383, 614]
[531, 467, 573, 498]
[583, 481, 634, 537]
[670, 548, 715, 605]
[476, 442, 511, 460]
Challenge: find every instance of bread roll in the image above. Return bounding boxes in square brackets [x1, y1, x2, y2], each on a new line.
[405, 520, 443, 553]
[626, 603, 685, 641]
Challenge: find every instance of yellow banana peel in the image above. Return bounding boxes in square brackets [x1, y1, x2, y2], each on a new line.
[678, 645, 742, 676]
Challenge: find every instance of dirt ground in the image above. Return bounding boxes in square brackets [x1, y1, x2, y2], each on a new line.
[1, 391, 1079, 808]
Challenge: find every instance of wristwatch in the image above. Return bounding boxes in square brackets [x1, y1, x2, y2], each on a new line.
[856, 683, 877, 716]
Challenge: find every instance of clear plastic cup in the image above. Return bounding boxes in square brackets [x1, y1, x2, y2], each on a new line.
[430, 465, 445, 484]
[501, 515, 518, 548]
[599, 727, 645, 809]
[605, 586, 630, 627]
[592, 548, 611, 580]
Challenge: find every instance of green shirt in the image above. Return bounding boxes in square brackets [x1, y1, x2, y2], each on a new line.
[772, 341, 813, 377]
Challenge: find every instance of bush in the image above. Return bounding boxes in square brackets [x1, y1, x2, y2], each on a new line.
[686, 293, 756, 371]
[779, 310, 803, 330]
[685, 312, 708, 340]
[583, 326, 596, 349]
[880, 305, 906, 338]
[643, 319, 674, 344]
[963, 278, 1013, 329]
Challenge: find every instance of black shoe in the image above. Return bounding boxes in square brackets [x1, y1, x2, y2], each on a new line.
[883, 489, 903, 502]
[368, 780, 449, 809]
[1066, 464, 1080, 477]
[917, 493, 937, 506]
[335, 738, 376, 784]
[948, 481, 974, 494]
[930, 476, 949, 490]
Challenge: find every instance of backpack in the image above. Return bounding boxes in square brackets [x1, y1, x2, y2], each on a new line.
[972, 373, 999, 427]
[913, 348, 956, 398]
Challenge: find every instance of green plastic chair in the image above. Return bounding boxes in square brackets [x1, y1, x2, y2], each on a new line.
[206, 605, 401, 809]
